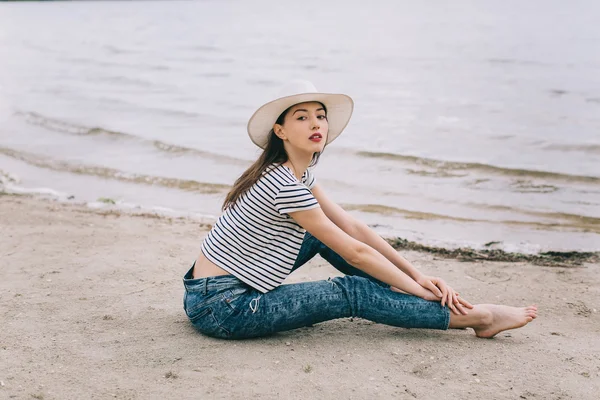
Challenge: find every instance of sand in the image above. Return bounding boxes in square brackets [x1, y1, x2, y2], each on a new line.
[1, 194, 599, 400]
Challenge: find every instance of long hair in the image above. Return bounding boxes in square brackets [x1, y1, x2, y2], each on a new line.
[221, 103, 327, 211]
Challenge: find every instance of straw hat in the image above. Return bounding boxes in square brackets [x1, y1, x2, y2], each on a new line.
[247, 80, 354, 149]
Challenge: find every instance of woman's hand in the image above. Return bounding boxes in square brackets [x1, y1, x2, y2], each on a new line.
[416, 275, 474, 315]
[390, 282, 473, 314]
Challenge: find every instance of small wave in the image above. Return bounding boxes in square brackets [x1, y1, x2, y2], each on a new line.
[357, 151, 600, 185]
[406, 169, 468, 178]
[487, 58, 550, 67]
[188, 44, 221, 53]
[510, 180, 559, 193]
[96, 75, 156, 88]
[196, 72, 230, 78]
[0, 169, 19, 185]
[247, 79, 280, 87]
[16, 111, 248, 165]
[18, 111, 130, 138]
[85, 200, 218, 223]
[341, 203, 478, 222]
[103, 45, 139, 55]
[21, 41, 61, 56]
[549, 89, 568, 97]
[489, 135, 515, 141]
[340, 203, 600, 234]
[1, 169, 68, 197]
[563, 200, 600, 207]
[0, 146, 231, 195]
[148, 141, 246, 164]
[1, 183, 68, 198]
[468, 203, 600, 228]
[543, 143, 600, 156]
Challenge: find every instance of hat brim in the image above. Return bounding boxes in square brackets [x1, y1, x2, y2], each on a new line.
[247, 92, 354, 149]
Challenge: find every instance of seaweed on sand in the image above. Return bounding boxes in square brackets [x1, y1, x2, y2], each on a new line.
[386, 237, 599, 267]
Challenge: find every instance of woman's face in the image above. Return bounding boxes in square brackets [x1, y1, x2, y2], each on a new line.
[275, 101, 328, 154]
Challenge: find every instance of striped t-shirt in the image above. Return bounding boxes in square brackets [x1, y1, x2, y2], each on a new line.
[201, 163, 320, 293]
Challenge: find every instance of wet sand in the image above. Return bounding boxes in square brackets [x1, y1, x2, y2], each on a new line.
[1, 195, 599, 399]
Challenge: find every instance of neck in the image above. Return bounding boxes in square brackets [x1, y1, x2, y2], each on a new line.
[282, 146, 314, 180]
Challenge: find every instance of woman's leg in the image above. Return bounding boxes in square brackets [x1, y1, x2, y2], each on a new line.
[206, 275, 449, 339]
[288, 234, 539, 339]
[293, 232, 385, 284]
[291, 231, 323, 271]
[184, 273, 537, 340]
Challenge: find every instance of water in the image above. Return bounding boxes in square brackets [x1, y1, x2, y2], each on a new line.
[1, 0, 599, 252]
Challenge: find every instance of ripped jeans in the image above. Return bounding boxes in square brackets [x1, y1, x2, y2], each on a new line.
[182, 232, 450, 339]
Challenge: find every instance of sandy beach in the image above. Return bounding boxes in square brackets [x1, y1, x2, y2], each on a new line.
[1, 194, 599, 400]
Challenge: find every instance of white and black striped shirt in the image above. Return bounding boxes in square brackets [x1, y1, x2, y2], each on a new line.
[201, 163, 319, 293]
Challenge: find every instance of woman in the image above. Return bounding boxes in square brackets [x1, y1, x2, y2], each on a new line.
[183, 80, 537, 340]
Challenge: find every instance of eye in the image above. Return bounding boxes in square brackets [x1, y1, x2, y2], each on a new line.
[318, 115, 328, 120]
[296, 116, 307, 121]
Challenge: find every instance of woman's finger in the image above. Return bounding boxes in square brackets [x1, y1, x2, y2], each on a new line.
[434, 279, 448, 307]
[458, 296, 474, 309]
[445, 287, 453, 310]
[450, 302, 463, 315]
[445, 288, 458, 314]
[449, 302, 459, 315]
[439, 280, 454, 309]
[439, 284, 448, 307]
[452, 291, 459, 308]
[455, 301, 469, 315]
[424, 280, 442, 298]
[444, 284, 455, 300]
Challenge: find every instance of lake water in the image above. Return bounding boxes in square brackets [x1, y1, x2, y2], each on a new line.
[1, 0, 599, 252]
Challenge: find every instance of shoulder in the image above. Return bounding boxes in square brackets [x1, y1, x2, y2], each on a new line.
[272, 168, 319, 215]
[260, 163, 317, 192]
[251, 164, 297, 198]
[261, 164, 297, 186]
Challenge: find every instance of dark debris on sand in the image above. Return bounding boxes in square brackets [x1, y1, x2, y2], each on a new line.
[386, 238, 599, 267]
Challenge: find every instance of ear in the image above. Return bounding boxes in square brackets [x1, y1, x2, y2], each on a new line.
[274, 124, 287, 141]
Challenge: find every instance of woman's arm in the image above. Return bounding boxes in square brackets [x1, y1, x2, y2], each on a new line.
[288, 205, 436, 301]
[310, 184, 472, 314]
[311, 184, 423, 280]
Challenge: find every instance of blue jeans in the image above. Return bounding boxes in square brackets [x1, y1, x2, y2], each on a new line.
[183, 232, 450, 339]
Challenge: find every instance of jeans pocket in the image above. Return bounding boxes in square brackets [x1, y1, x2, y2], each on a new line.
[188, 307, 229, 338]
[188, 306, 212, 323]
[184, 291, 218, 318]
[186, 287, 250, 339]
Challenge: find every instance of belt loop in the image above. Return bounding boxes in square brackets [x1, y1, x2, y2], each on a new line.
[202, 278, 208, 295]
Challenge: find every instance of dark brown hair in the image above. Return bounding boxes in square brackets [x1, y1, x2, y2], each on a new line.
[221, 103, 327, 211]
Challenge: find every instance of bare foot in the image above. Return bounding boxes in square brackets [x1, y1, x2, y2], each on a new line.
[474, 304, 538, 338]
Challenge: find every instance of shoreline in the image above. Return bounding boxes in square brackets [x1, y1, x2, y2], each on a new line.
[1, 194, 599, 399]
[3, 191, 598, 265]
[2, 157, 599, 254]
